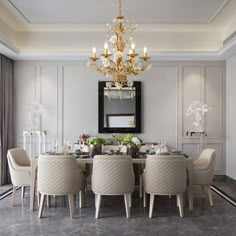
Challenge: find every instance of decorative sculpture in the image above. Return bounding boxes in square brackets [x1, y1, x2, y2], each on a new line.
[186, 101, 211, 132]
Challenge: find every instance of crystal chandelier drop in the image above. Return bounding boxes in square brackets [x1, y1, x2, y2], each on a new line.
[87, 0, 151, 88]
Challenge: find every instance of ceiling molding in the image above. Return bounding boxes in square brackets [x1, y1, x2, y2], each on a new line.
[0, 35, 19, 54]
[1, 39, 235, 61]
[207, 0, 229, 23]
[8, 0, 31, 23]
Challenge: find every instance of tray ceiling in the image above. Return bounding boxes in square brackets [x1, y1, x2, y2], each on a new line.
[8, 0, 228, 24]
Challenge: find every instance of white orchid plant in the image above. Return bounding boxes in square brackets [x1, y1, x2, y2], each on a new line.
[186, 101, 211, 132]
[27, 101, 45, 130]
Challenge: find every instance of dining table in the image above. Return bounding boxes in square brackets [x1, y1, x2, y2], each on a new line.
[30, 155, 193, 211]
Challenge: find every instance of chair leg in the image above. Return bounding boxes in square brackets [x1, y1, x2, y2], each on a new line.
[95, 194, 101, 219]
[188, 188, 193, 211]
[206, 186, 214, 206]
[143, 190, 146, 208]
[143, 180, 146, 207]
[139, 174, 143, 198]
[21, 186, 25, 199]
[128, 193, 132, 208]
[37, 192, 40, 207]
[46, 195, 51, 208]
[79, 189, 85, 208]
[177, 193, 184, 218]
[149, 194, 155, 218]
[11, 186, 16, 206]
[68, 194, 74, 219]
[124, 194, 130, 219]
[38, 194, 45, 218]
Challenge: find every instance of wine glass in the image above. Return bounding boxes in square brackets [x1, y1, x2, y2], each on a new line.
[52, 140, 58, 153]
[79, 140, 85, 154]
[118, 141, 123, 154]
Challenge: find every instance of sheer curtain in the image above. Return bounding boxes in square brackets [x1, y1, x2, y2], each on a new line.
[0, 54, 14, 185]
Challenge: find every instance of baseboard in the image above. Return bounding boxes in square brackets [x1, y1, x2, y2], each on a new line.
[213, 175, 236, 183]
[0, 187, 20, 200]
[211, 185, 236, 207]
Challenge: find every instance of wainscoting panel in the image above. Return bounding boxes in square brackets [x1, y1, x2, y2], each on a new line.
[142, 65, 178, 148]
[15, 62, 37, 144]
[205, 66, 223, 137]
[182, 65, 201, 135]
[182, 143, 200, 161]
[40, 62, 59, 144]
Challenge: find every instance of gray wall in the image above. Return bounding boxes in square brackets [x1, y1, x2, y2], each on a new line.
[14, 60, 226, 174]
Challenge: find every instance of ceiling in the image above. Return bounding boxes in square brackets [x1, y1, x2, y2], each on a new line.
[1, 0, 236, 60]
[8, 0, 228, 24]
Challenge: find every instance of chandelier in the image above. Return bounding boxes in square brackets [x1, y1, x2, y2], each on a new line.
[87, 0, 151, 88]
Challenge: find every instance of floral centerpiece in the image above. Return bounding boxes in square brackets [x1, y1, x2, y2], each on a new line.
[113, 134, 142, 157]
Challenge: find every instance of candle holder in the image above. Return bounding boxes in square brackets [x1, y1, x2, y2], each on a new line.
[101, 53, 112, 58]
[89, 57, 99, 61]
[140, 56, 151, 61]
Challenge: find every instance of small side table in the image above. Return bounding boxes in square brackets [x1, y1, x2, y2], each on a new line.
[23, 130, 47, 158]
[186, 131, 207, 154]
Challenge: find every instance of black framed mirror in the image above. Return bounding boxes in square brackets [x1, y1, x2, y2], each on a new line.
[98, 81, 141, 133]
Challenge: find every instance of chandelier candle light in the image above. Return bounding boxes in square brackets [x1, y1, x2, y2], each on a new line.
[87, 0, 151, 88]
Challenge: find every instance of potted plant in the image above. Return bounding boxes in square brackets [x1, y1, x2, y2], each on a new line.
[113, 134, 142, 158]
[86, 136, 105, 158]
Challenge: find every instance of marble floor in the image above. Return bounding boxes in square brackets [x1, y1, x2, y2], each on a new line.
[0, 183, 236, 236]
[213, 176, 236, 200]
[0, 184, 12, 196]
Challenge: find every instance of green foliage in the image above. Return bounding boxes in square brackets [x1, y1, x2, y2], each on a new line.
[112, 133, 142, 147]
[86, 136, 105, 145]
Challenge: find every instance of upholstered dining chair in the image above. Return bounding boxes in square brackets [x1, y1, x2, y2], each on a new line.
[37, 155, 85, 218]
[91, 155, 135, 219]
[143, 155, 187, 218]
[192, 149, 216, 206]
[7, 148, 31, 206]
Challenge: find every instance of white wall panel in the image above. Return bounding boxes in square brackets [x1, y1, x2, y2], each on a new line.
[182, 65, 201, 135]
[63, 62, 98, 143]
[15, 62, 36, 142]
[142, 65, 177, 149]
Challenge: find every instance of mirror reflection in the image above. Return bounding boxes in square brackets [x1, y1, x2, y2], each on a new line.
[104, 87, 136, 128]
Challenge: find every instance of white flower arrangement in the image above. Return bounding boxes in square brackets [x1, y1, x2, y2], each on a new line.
[186, 101, 211, 132]
[131, 137, 141, 146]
[27, 101, 45, 130]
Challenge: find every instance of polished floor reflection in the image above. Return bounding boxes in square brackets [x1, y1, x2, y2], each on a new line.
[0, 183, 236, 236]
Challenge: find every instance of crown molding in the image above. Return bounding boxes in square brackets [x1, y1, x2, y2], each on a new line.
[0, 34, 236, 61]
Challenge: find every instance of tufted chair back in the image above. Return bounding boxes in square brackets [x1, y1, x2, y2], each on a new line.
[145, 155, 187, 195]
[38, 155, 85, 195]
[92, 155, 135, 195]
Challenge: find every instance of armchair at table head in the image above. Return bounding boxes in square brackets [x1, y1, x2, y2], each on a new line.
[193, 149, 216, 206]
[7, 148, 31, 206]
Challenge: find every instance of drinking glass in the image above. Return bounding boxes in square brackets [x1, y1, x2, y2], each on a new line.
[79, 140, 85, 154]
[118, 142, 123, 154]
[52, 140, 58, 153]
